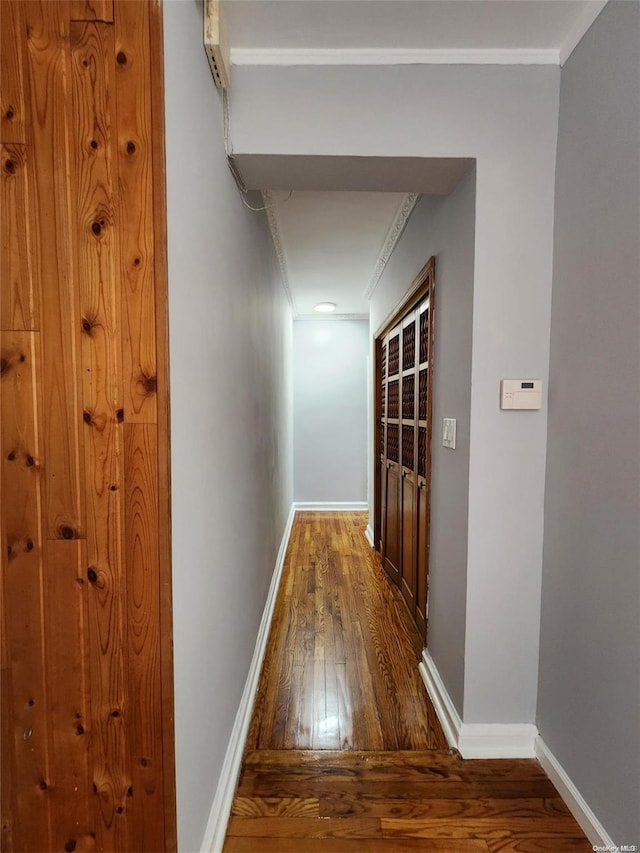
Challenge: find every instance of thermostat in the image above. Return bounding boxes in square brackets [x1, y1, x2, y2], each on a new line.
[501, 379, 542, 410]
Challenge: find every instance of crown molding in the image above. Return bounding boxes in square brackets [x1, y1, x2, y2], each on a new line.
[559, 1, 608, 66]
[263, 190, 298, 317]
[232, 47, 561, 67]
[295, 313, 369, 322]
[364, 193, 420, 301]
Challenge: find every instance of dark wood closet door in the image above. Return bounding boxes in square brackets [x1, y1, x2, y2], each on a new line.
[381, 326, 401, 584]
[375, 259, 435, 640]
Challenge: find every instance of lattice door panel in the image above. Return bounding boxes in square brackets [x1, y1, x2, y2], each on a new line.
[388, 380, 399, 420]
[387, 424, 399, 463]
[420, 307, 429, 364]
[402, 374, 415, 421]
[403, 321, 416, 371]
[402, 425, 415, 470]
[419, 369, 428, 421]
[388, 334, 400, 376]
[418, 427, 427, 478]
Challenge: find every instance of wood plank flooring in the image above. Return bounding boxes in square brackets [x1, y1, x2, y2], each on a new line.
[247, 511, 445, 751]
[226, 512, 591, 851]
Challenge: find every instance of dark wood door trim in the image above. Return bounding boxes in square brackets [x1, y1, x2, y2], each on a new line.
[374, 257, 436, 340]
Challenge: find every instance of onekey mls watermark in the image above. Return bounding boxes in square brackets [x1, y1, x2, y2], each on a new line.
[593, 845, 638, 852]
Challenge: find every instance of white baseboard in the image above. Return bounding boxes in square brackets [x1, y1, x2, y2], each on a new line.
[364, 524, 374, 548]
[419, 648, 463, 750]
[458, 723, 538, 759]
[419, 649, 537, 758]
[201, 503, 297, 853]
[535, 736, 615, 848]
[293, 501, 368, 511]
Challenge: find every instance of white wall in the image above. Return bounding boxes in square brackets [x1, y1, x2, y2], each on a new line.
[538, 2, 640, 844]
[370, 170, 476, 715]
[163, 3, 293, 850]
[231, 63, 559, 724]
[293, 319, 368, 502]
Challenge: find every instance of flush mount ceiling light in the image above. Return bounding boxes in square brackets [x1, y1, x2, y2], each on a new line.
[314, 302, 337, 313]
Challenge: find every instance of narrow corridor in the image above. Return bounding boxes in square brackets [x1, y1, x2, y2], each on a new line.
[224, 513, 591, 851]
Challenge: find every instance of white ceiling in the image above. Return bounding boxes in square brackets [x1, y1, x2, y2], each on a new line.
[266, 190, 415, 317]
[222, 0, 607, 319]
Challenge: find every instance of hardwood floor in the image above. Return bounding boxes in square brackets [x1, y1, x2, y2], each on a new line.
[246, 511, 445, 751]
[225, 512, 591, 851]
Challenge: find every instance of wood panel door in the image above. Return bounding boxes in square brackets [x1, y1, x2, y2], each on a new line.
[374, 260, 435, 639]
[381, 326, 401, 584]
[0, 2, 176, 850]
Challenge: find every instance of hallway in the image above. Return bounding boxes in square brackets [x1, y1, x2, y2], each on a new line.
[224, 513, 591, 851]
[247, 511, 445, 752]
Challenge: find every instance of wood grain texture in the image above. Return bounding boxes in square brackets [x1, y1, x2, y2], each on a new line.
[43, 539, 94, 852]
[227, 750, 591, 852]
[147, 0, 178, 844]
[0, 1, 29, 144]
[124, 423, 163, 853]
[69, 19, 128, 849]
[0, 331, 51, 852]
[380, 816, 590, 840]
[247, 512, 444, 752]
[225, 839, 490, 853]
[0, 656, 14, 852]
[24, 0, 85, 540]
[232, 797, 320, 818]
[1, 2, 175, 849]
[1, 144, 40, 330]
[70, 0, 114, 22]
[318, 796, 572, 820]
[486, 840, 593, 852]
[114, 0, 157, 423]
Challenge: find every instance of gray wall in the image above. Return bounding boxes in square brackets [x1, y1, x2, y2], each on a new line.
[293, 319, 369, 502]
[230, 61, 559, 723]
[163, 3, 293, 850]
[371, 170, 476, 715]
[538, 2, 640, 844]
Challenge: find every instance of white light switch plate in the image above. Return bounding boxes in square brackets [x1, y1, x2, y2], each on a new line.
[442, 418, 456, 449]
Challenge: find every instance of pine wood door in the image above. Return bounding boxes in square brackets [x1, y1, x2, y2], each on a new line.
[0, 2, 176, 850]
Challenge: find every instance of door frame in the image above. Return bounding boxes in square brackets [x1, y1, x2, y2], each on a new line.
[373, 257, 435, 637]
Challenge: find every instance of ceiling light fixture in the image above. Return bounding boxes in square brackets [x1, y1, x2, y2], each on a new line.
[314, 302, 337, 313]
